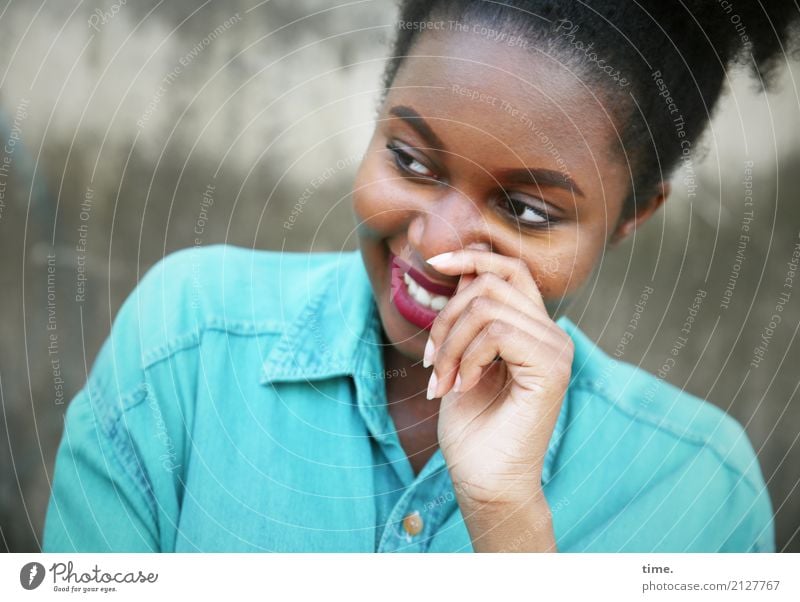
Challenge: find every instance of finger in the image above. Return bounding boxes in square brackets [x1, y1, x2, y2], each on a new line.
[427, 272, 545, 363]
[454, 271, 476, 296]
[427, 249, 546, 311]
[456, 321, 572, 395]
[429, 297, 543, 399]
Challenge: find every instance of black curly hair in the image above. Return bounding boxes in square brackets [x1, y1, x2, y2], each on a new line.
[379, 0, 800, 220]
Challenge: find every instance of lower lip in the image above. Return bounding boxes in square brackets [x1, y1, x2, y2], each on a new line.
[389, 253, 445, 331]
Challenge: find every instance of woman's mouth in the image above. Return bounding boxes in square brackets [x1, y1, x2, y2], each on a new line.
[389, 252, 457, 330]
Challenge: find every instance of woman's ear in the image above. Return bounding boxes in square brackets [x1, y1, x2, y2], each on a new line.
[608, 181, 671, 247]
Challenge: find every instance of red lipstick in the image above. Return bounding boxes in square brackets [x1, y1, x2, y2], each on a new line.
[391, 253, 458, 296]
[389, 251, 457, 330]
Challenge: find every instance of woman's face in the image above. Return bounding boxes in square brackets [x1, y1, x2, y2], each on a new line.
[352, 30, 659, 360]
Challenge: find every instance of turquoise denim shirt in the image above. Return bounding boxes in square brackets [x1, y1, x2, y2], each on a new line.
[42, 244, 775, 552]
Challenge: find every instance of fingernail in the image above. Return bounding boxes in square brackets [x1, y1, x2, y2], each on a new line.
[453, 373, 462, 392]
[426, 371, 438, 400]
[423, 337, 435, 368]
[427, 251, 454, 267]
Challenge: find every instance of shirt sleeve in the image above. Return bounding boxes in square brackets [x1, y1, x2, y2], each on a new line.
[745, 485, 776, 552]
[42, 384, 160, 552]
[42, 251, 196, 552]
[721, 447, 776, 553]
[681, 422, 776, 552]
[703, 406, 776, 553]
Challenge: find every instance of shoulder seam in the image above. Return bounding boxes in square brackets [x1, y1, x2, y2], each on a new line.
[84, 381, 159, 526]
[91, 320, 283, 421]
[139, 317, 283, 370]
[569, 376, 761, 496]
[134, 244, 337, 372]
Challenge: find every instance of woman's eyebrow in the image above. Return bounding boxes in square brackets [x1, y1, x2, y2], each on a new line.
[387, 104, 583, 198]
[388, 104, 447, 150]
[496, 166, 584, 198]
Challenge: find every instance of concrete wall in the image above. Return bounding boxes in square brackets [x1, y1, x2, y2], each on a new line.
[1, 0, 798, 551]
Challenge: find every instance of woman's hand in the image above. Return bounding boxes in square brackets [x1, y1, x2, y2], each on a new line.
[423, 249, 574, 551]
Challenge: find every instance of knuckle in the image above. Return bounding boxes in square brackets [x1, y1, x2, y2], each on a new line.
[478, 271, 504, 293]
[470, 273, 490, 293]
[434, 338, 453, 366]
[437, 332, 458, 360]
[487, 318, 512, 338]
[465, 295, 492, 316]
[432, 302, 456, 329]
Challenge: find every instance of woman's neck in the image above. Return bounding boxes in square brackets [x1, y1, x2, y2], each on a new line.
[380, 329, 432, 402]
[380, 329, 441, 475]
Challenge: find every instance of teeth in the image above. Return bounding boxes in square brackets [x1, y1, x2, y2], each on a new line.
[403, 272, 451, 311]
[430, 295, 447, 311]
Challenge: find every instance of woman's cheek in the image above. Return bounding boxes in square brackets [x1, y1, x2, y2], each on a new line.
[352, 188, 384, 234]
[353, 190, 406, 237]
[353, 176, 416, 238]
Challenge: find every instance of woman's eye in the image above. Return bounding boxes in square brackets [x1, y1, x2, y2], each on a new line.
[501, 194, 556, 227]
[386, 142, 437, 179]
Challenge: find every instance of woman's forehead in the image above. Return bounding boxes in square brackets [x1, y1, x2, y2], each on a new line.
[392, 30, 597, 110]
[385, 32, 619, 164]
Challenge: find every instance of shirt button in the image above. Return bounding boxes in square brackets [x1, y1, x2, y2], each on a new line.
[402, 511, 424, 537]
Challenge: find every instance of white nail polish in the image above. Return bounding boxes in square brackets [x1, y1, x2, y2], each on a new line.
[423, 338, 435, 368]
[426, 372, 438, 400]
[427, 252, 453, 267]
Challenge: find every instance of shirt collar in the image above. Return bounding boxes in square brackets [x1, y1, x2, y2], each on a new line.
[259, 249, 576, 486]
[259, 250, 379, 384]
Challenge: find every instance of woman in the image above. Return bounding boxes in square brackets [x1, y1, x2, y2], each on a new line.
[43, 1, 798, 552]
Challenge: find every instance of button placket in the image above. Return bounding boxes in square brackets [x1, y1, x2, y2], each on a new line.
[352, 325, 457, 551]
[381, 503, 430, 550]
[377, 462, 450, 552]
[402, 510, 424, 538]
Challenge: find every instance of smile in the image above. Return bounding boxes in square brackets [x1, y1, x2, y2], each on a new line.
[389, 252, 457, 330]
[402, 272, 450, 310]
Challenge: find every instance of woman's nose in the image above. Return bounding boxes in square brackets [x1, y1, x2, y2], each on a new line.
[407, 191, 493, 256]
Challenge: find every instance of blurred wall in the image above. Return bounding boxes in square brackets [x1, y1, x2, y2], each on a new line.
[0, 0, 798, 552]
